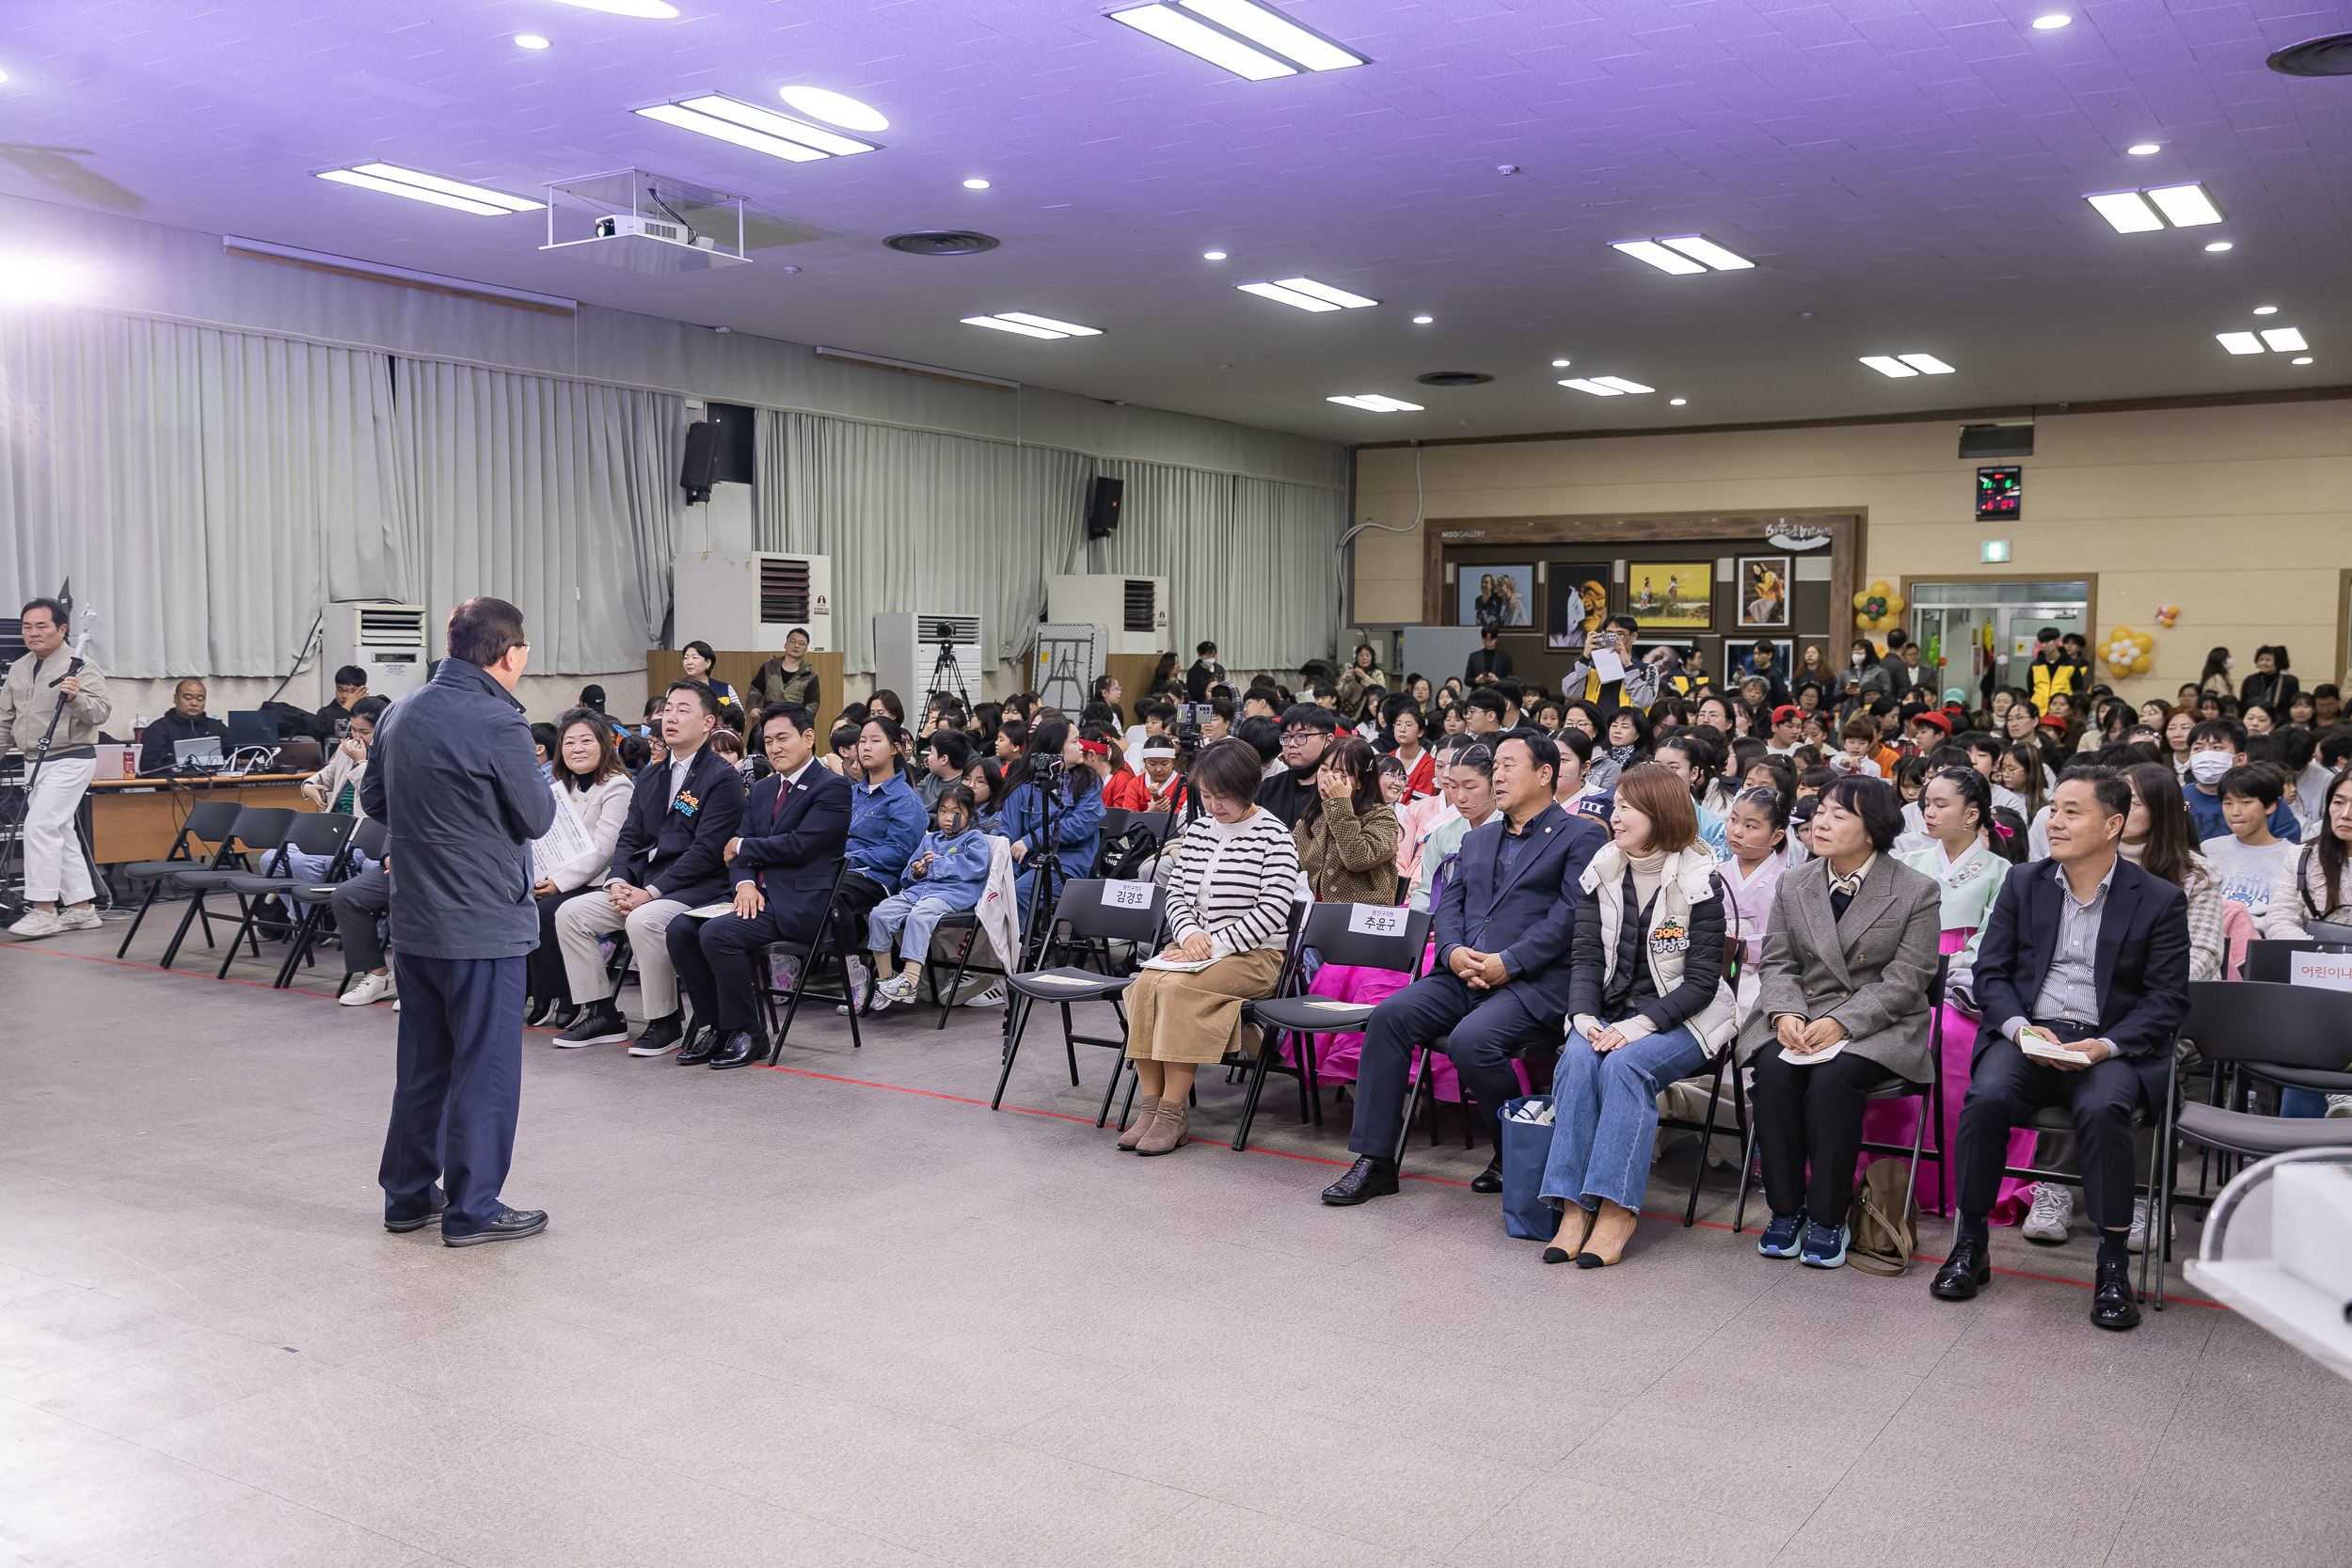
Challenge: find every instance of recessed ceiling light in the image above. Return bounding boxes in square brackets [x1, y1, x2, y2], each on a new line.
[2086, 191, 2163, 233]
[1549, 357, 1571, 368]
[1558, 378, 1625, 396]
[1201, 250, 1227, 261]
[1109, 1, 1364, 80]
[315, 164, 543, 215]
[2261, 326, 2308, 352]
[1658, 234, 1755, 271]
[1898, 353, 1956, 374]
[1181, 0, 1363, 71]
[638, 96, 879, 162]
[962, 313, 1102, 341]
[2204, 241, 2233, 252]
[1327, 394, 1422, 412]
[1669, 398, 1687, 405]
[1859, 356, 1919, 377]
[2293, 356, 2313, 365]
[2146, 182, 2223, 226]
[1237, 277, 1376, 311]
[2032, 13, 2071, 29]
[2252, 305, 2279, 315]
[552, 0, 678, 15]
[1411, 314, 1434, 325]
[1591, 376, 1654, 394]
[1108, 5, 1293, 78]
[2127, 143, 2160, 155]
[515, 34, 551, 49]
[962, 178, 991, 189]
[2217, 332, 2265, 355]
[777, 86, 888, 133]
[1612, 240, 1705, 276]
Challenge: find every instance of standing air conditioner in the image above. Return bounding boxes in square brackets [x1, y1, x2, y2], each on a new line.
[322, 602, 429, 700]
[1046, 575, 1168, 656]
[670, 552, 834, 652]
[875, 612, 984, 711]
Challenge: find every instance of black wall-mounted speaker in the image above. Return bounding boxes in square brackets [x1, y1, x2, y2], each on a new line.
[680, 421, 720, 503]
[1085, 475, 1124, 539]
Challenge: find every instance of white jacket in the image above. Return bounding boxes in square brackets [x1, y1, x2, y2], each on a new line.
[1573, 840, 1740, 1055]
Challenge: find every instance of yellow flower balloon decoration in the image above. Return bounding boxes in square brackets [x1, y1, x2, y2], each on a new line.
[1851, 579, 1906, 633]
[2102, 626, 2156, 677]
[2153, 604, 2180, 628]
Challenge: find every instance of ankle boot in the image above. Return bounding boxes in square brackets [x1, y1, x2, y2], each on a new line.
[1117, 1096, 1163, 1150]
[1136, 1096, 1190, 1156]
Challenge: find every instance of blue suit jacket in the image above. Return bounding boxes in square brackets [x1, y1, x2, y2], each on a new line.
[1973, 855, 2191, 1106]
[608, 745, 748, 907]
[732, 765, 852, 938]
[1435, 803, 1608, 1019]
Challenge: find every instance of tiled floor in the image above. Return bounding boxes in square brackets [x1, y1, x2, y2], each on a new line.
[5, 906, 2350, 1566]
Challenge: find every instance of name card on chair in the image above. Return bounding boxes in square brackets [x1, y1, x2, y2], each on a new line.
[1347, 905, 1408, 938]
[2289, 951, 2352, 993]
[1103, 880, 1153, 910]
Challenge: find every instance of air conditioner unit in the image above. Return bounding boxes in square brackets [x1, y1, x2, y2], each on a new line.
[322, 601, 429, 700]
[1046, 575, 1168, 656]
[875, 612, 984, 710]
[670, 552, 834, 653]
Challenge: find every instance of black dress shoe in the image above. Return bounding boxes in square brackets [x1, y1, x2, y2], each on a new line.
[628, 1013, 686, 1057]
[543, 1001, 580, 1033]
[1322, 1156, 1401, 1206]
[709, 1030, 764, 1069]
[1469, 1159, 1504, 1195]
[675, 1025, 721, 1066]
[1930, 1236, 1993, 1301]
[2091, 1257, 2142, 1331]
[384, 1190, 446, 1232]
[443, 1205, 548, 1247]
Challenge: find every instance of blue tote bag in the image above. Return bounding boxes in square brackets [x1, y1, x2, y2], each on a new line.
[1498, 1095, 1561, 1242]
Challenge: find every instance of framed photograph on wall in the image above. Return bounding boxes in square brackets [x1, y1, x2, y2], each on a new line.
[1737, 556, 1792, 629]
[1723, 638, 1793, 692]
[1627, 562, 1713, 630]
[1457, 564, 1535, 628]
[1546, 568, 1610, 650]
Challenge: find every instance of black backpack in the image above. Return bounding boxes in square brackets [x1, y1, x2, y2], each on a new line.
[1095, 823, 1164, 881]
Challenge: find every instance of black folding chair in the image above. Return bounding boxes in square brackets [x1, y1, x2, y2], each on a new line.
[1655, 943, 1759, 1227]
[275, 817, 385, 989]
[115, 800, 241, 958]
[918, 910, 1010, 1028]
[155, 807, 296, 970]
[758, 861, 871, 1061]
[2242, 937, 2352, 985]
[992, 878, 1167, 1113]
[211, 813, 358, 978]
[1228, 902, 1431, 1151]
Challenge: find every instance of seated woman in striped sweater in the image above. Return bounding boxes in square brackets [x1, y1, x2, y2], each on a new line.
[1118, 737, 1305, 1156]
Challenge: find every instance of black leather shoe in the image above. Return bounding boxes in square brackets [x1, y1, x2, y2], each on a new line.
[384, 1189, 446, 1233]
[628, 1013, 686, 1057]
[443, 1205, 548, 1247]
[1322, 1156, 1401, 1206]
[543, 1001, 580, 1033]
[675, 1025, 721, 1066]
[2091, 1257, 2142, 1331]
[709, 1030, 765, 1070]
[1930, 1236, 1993, 1301]
[553, 1005, 628, 1049]
[1469, 1159, 1504, 1195]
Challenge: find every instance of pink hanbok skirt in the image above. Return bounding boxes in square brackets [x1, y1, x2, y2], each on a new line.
[1280, 949, 1532, 1105]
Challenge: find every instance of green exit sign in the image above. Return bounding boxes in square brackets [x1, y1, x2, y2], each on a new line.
[1980, 539, 2011, 563]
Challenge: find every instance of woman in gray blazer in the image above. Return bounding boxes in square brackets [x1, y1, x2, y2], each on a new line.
[1739, 776, 1942, 1268]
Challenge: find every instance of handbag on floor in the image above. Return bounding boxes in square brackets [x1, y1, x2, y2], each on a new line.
[1847, 1157, 1919, 1276]
[1497, 1095, 1561, 1242]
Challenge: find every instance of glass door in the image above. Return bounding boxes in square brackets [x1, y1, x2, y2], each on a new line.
[1910, 580, 2090, 702]
[1997, 606, 2086, 695]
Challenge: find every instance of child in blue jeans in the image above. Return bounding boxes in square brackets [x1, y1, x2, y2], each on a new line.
[868, 784, 994, 1006]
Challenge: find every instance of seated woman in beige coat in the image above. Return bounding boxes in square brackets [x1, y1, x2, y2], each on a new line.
[1740, 775, 1942, 1269]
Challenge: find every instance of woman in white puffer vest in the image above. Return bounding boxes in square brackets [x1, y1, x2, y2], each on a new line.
[1537, 765, 1737, 1269]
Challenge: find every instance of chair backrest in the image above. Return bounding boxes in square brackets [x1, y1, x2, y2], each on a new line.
[286, 811, 358, 858]
[2309, 919, 2352, 945]
[227, 806, 298, 852]
[1100, 807, 1136, 840]
[177, 800, 243, 860]
[349, 817, 389, 861]
[1297, 900, 1433, 972]
[2182, 980, 2352, 1069]
[1049, 877, 1168, 944]
[2244, 939, 2352, 985]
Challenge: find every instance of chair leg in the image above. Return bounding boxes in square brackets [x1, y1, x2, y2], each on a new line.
[838, 934, 864, 1052]
[1117, 1069, 1139, 1132]
[157, 894, 208, 971]
[274, 906, 326, 989]
[216, 895, 262, 980]
[1059, 1003, 1080, 1087]
[1733, 1114, 1759, 1234]
[1391, 1048, 1429, 1168]
[1095, 1053, 1128, 1128]
[991, 991, 1033, 1110]
[1684, 1053, 1729, 1227]
[935, 930, 976, 1032]
[1233, 1040, 1277, 1151]
[1900, 1085, 1930, 1270]
[116, 879, 163, 958]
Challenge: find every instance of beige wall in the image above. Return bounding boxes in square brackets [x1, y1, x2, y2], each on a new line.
[1354, 399, 2352, 706]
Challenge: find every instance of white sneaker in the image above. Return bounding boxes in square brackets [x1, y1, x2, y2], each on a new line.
[769, 954, 803, 991]
[341, 972, 395, 1007]
[2021, 1182, 2074, 1244]
[8, 909, 61, 938]
[962, 982, 1008, 1007]
[2328, 1094, 2352, 1120]
[877, 974, 920, 1005]
[2125, 1197, 2173, 1255]
[55, 906, 102, 930]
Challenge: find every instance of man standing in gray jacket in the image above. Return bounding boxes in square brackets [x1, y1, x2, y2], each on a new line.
[360, 597, 557, 1246]
[2, 597, 109, 936]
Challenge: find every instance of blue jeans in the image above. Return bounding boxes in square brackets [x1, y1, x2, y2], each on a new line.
[866, 890, 967, 960]
[1539, 1023, 1710, 1212]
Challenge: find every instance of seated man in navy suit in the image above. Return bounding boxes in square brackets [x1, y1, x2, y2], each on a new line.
[1932, 766, 2190, 1331]
[1324, 733, 1608, 1204]
[669, 703, 850, 1070]
[553, 681, 747, 1057]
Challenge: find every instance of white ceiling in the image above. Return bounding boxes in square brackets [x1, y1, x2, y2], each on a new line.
[1, 0, 2345, 441]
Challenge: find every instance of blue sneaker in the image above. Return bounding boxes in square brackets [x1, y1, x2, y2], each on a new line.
[1757, 1211, 1807, 1259]
[1799, 1220, 1850, 1269]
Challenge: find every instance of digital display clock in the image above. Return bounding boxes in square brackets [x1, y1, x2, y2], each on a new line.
[1976, 466, 2022, 521]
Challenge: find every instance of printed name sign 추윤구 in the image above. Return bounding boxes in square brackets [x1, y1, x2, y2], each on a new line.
[1346, 905, 1408, 938]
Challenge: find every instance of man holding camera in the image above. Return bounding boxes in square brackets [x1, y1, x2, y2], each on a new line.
[3, 597, 108, 937]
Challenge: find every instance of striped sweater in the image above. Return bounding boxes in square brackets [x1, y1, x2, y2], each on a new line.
[1166, 807, 1303, 961]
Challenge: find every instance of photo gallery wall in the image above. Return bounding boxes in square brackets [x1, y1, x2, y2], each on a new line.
[1460, 554, 1798, 679]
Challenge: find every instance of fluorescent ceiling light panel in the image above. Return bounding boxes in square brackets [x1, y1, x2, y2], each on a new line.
[1658, 235, 1755, 271]
[2260, 326, 2308, 352]
[2145, 182, 2223, 226]
[1327, 394, 1422, 411]
[2216, 332, 2264, 355]
[992, 311, 1102, 337]
[1270, 276, 1376, 309]
[776, 86, 888, 133]
[317, 169, 520, 216]
[1177, 0, 1364, 71]
[1591, 376, 1654, 394]
[963, 315, 1068, 340]
[1898, 353, 1956, 374]
[1109, 5, 1295, 79]
[1558, 378, 1625, 396]
[2086, 191, 2163, 233]
[637, 96, 878, 161]
[554, 0, 678, 15]
[1613, 240, 1705, 275]
[1859, 356, 1919, 377]
[348, 164, 541, 212]
[1237, 281, 1338, 311]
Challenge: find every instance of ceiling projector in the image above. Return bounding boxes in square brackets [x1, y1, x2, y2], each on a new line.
[592, 214, 718, 252]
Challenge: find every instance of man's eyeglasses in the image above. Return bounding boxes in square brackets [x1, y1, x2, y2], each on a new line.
[1279, 730, 1324, 745]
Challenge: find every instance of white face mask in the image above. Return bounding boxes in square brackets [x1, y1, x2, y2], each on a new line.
[2188, 752, 2233, 785]
[1851, 652, 1867, 666]
[2224, 657, 2235, 671]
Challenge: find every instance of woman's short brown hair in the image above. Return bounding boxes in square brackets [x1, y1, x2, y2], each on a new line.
[1612, 764, 1699, 852]
[1187, 737, 1264, 811]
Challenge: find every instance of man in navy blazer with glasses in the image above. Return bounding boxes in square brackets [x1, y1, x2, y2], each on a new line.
[1932, 765, 2189, 1331]
[1324, 732, 1606, 1205]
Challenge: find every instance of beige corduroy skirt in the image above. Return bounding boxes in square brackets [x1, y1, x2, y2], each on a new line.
[1122, 948, 1286, 1065]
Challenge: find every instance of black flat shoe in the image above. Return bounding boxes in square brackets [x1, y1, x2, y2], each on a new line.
[443, 1205, 548, 1247]
[2091, 1257, 2142, 1331]
[709, 1030, 765, 1069]
[1321, 1156, 1400, 1206]
[384, 1190, 446, 1233]
[1469, 1159, 1504, 1195]
[1930, 1237, 1992, 1301]
[676, 1025, 721, 1066]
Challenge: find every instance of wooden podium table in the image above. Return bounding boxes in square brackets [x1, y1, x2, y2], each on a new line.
[87, 775, 317, 864]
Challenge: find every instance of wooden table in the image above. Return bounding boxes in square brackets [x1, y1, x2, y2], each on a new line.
[87, 775, 317, 864]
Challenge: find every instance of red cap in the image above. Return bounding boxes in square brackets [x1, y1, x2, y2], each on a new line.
[2037, 715, 2067, 731]
[1913, 712, 1953, 735]
[1772, 705, 1802, 724]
